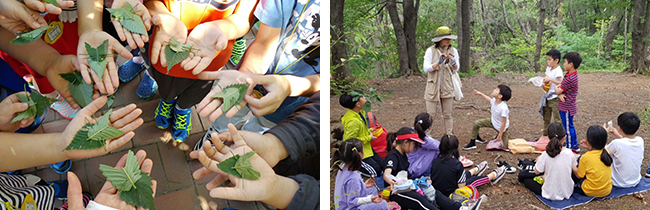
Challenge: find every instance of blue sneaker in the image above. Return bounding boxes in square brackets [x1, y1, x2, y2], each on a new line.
[49, 159, 72, 174]
[172, 107, 192, 142]
[136, 70, 158, 99]
[118, 59, 146, 83]
[154, 99, 175, 129]
[645, 166, 650, 178]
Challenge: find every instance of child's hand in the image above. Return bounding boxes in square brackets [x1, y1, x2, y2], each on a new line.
[472, 89, 480, 95]
[59, 96, 143, 159]
[23, 0, 75, 15]
[579, 139, 590, 150]
[110, 0, 152, 49]
[558, 94, 566, 102]
[77, 30, 133, 95]
[44, 54, 83, 109]
[66, 150, 157, 210]
[150, 13, 188, 67]
[364, 177, 375, 188]
[0, 1, 47, 33]
[211, 124, 288, 167]
[196, 70, 254, 121]
[542, 76, 551, 83]
[242, 74, 293, 117]
[372, 195, 382, 203]
[0, 92, 35, 132]
[182, 23, 229, 75]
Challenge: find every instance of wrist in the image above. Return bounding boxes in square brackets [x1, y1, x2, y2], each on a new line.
[264, 133, 288, 167]
[263, 175, 298, 209]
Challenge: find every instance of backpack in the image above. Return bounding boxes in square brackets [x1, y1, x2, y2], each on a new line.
[508, 138, 534, 154]
[366, 112, 389, 158]
[449, 185, 479, 204]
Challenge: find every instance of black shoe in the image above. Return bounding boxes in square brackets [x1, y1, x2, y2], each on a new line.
[497, 161, 517, 173]
[463, 140, 477, 150]
[475, 135, 487, 143]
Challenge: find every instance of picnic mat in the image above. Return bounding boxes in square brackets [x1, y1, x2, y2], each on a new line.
[534, 178, 650, 209]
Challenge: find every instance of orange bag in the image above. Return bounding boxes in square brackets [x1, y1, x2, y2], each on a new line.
[534, 136, 550, 152]
[367, 112, 389, 158]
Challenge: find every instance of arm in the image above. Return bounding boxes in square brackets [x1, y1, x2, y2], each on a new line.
[472, 89, 492, 102]
[497, 116, 507, 142]
[77, 0, 103, 36]
[383, 168, 395, 186]
[343, 120, 372, 144]
[450, 48, 460, 71]
[237, 22, 281, 75]
[423, 48, 435, 73]
[284, 174, 319, 210]
[199, 0, 256, 40]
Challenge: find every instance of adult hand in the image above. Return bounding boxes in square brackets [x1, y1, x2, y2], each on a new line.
[181, 23, 228, 75]
[149, 13, 187, 67]
[77, 30, 133, 95]
[196, 70, 254, 121]
[44, 54, 83, 109]
[23, 0, 75, 15]
[110, 0, 152, 49]
[59, 96, 144, 159]
[0, 92, 35, 132]
[66, 150, 157, 210]
[216, 127, 288, 167]
[242, 74, 290, 117]
[0, 1, 46, 33]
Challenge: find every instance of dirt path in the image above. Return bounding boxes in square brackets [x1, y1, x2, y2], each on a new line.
[330, 72, 650, 209]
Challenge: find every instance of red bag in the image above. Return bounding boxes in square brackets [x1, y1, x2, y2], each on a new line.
[367, 112, 389, 158]
[534, 136, 550, 152]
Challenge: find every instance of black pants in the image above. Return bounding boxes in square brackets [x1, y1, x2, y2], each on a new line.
[520, 177, 543, 195]
[361, 150, 383, 177]
[150, 70, 213, 109]
[571, 173, 587, 196]
[390, 191, 439, 210]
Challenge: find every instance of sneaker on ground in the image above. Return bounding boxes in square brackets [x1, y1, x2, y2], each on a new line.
[172, 107, 192, 142]
[136, 70, 158, 99]
[475, 161, 488, 176]
[490, 166, 507, 185]
[463, 140, 477, 150]
[497, 161, 517, 174]
[485, 140, 503, 150]
[154, 99, 175, 129]
[194, 126, 217, 151]
[229, 38, 247, 65]
[50, 95, 79, 120]
[459, 156, 474, 167]
[461, 195, 486, 210]
[645, 166, 650, 178]
[474, 136, 487, 144]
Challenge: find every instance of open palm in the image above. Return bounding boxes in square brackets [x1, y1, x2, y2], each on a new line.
[181, 23, 228, 75]
[77, 31, 132, 95]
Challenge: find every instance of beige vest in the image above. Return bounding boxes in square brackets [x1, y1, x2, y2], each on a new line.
[424, 46, 456, 101]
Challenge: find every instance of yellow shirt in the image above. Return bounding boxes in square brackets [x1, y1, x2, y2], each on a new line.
[341, 109, 373, 159]
[577, 150, 612, 197]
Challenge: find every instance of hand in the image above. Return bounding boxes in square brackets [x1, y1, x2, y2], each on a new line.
[364, 177, 375, 188]
[371, 195, 382, 203]
[196, 70, 255, 121]
[602, 122, 622, 138]
[0, 1, 47, 33]
[0, 92, 35, 132]
[23, 0, 75, 15]
[242, 75, 291, 117]
[579, 139, 590, 150]
[150, 13, 187, 67]
[496, 134, 502, 142]
[44, 54, 83, 109]
[77, 30, 133, 95]
[542, 77, 551, 83]
[191, 124, 296, 208]
[181, 23, 228, 75]
[110, 0, 152, 49]
[558, 94, 566, 102]
[437, 55, 446, 64]
[66, 150, 157, 210]
[216, 128, 288, 167]
[59, 96, 144, 160]
[472, 89, 480, 95]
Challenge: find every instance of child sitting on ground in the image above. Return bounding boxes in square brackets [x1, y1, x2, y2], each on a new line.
[340, 93, 382, 185]
[464, 85, 512, 150]
[407, 113, 441, 178]
[572, 126, 612, 197]
[333, 139, 388, 210]
[519, 122, 576, 200]
[431, 134, 506, 197]
[603, 112, 644, 188]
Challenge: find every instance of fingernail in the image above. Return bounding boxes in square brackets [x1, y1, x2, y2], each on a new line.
[33, 22, 40, 27]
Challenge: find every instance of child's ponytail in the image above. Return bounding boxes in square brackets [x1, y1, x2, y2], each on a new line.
[386, 132, 397, 152]
[586, 125, 613, 166]
[331, 139, 364, 171]
[546, 122, 566, 158]
[413, 113, 432, 140]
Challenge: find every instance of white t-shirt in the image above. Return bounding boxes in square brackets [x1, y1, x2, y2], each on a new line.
[535, 148, 576, 200]
[606, 136, 645, 188]
[490, 98, 509, 131]
[545, 66, 563, 99]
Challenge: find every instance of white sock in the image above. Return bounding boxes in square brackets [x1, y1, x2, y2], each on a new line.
[175, 104, 190, 111]
[132, 56, 144, 64]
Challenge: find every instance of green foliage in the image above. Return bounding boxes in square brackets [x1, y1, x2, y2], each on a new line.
[106, 3, 147, 35]
[43, 0, 59, 7]
[11, 90, 56, 123]
[64, 109, 124, 151]
[10, 26, 53, 45]
[164, 38, 192, 73]
[217, 151, 261, 180]
[210, 83, 249, 113]
[331, 79, 390, 112]
[60, 71, 94, 107]
[642, 103, 650, 125]
[85, 40, 109, 79]
[99, 150, 156, 210]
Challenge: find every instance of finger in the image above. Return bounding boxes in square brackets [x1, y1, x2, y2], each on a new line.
[227, 124, 247, 148]
[124, 28, 137, 49]
[114, 150, 130, 169]
[105, 62, 117, 95]
[182, 56, 200, 71]
[112, 21, 127, 42]
[205, 174, 229, 190]
[208, 107, 225, 122]
[209, 187, 248, 201]
[77, 96, 107, 118]
[196, 92, 215, 115]
[132, 31, 145, 48]
[134, 149, 148, 165]
[204, 138, 227, 162]
[112, 40, 133, 59]
[159, 44, 168, 67]
[151, 179, 158, 195]
[44, 3, 62, 15]
[105, 131, 135, 152]
[192, 166, 213, 180]
[217, 132, 232, 142]
[57, 0, 75, 9]
[140, 158, 153, 174]
[115, 117, 144, 134]
[197, 151, 226, 175]
[197, 99, 220, 119]
[192, 57, 212, 75]
[88, 69, 107, 94]
[66, 172, 86, 209]
[196, 71, 223, 80]
[112, 108, 143, 129]
[151, 41, 161, 65]
[8, 101, 29, 114]
[24, 0, 46, 13]
[139, 7, 152, 31]
[225, 102, 245, 118]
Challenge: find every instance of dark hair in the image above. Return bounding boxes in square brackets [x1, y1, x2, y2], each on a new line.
[497, 84, 512, 101]
[546, 49, 562, 62]
[339, 93, 359, 109]
[434, 41, 452, 49]
[414, 113, 432, 140]
[563, 52, 582, 69]
[331, 138, 364, 171]
[387, 127, 421, 152]
[438, 134, 460, 161]
[586, 125, 612, 167]
[618, 112, 640, 135]
[546, 122, 566, 158]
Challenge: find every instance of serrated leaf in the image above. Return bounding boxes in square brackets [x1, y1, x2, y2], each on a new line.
[60, 72, 83, 85]
[210, 83, 249, 113]
[107, 94, 115, 108]
[106, 7, 128, 19]
[16, 92, 30, 104]
[10, 26, 53, 45]
[61, 71, 94, 107]
[120, 172, 156, 210]
[217, 154, 241, 178]
[235, 151, 260, 180]
[121, 16, 147, 35]
[89, 60, 108, 80]
[164, 44, 189, 73]
[64, 129, 106, 150]
[99, 150, 142, 191]
[11, 110, 34, 123]
[11, 91, 55, 123]
[85, 40, 109, 79]
[42, 0, 59, 7]
[86, 110, 124, 141]
[168, 38, 193, 52]
[31, 91, 57, 116]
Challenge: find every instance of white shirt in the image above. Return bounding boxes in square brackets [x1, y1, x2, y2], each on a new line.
[423, 47, 460, 73]
[490, 98, 509, 131]
[545, 65, 564, 100]
[535, 148, 576, 200]
[606, 136, 644, 188]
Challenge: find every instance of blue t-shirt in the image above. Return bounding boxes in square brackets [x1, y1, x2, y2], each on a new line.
[253, 0, 320, 124]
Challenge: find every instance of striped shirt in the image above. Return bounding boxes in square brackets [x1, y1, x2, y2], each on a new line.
[558, 71, 578, 115]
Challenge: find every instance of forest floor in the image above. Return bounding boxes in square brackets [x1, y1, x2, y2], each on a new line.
[330, 72, 650, 209]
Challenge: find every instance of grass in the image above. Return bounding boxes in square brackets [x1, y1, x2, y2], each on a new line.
[641, 103, 650, 125]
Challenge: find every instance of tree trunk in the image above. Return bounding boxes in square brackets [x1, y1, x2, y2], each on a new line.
[331, 0, 353, 82]
[569, 2, 579, 32]
[403, 0, 421, 74]
[459, 0, 471, 73]
[498, 0, 517, 37]
[479, 0, 496, 48]
[603, 13, 623, 59]
[624, 7, 628, 61]
[456, 0, 463, 51]
[627, 0, 650, 74]
[386, 0, 413, 76]
[533, 0, 546, 72]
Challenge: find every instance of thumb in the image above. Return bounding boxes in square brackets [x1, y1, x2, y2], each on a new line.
[8, 102, 29, 115]
[151, 14, 163, 26]
[77, 96, 107, 117]
[17, 9, 44, 29]
[66, 172, 86, 209]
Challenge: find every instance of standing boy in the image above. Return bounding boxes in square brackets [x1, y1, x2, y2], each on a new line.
[556, 52, 581, 152]
[604, 112, 644, 188]
[541, 49, 563, 136]
[464, 84, 512, 150]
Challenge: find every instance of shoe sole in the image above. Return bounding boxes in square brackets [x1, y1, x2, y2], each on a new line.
[463, 146, 477, 150]
[476, 140, 487, 144]
[646, 173, 650, 178]
[156, 125, 169, 129]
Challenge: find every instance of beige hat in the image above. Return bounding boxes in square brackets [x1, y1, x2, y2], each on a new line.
[431, 26, 458, 42]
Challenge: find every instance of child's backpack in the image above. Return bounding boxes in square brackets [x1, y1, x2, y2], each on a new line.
[366, 112, 389, 158]
[508, 138, 534, 154]
[449, 185, 479, 204]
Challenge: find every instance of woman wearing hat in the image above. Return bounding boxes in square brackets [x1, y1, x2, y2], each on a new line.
[423, 26, 461, 135]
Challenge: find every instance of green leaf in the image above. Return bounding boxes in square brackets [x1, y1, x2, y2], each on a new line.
[30, 90, 57, 116]
[64, 129, 106, 150]
[106, 8, 128, 19]
[86, 110, 124, 141]
[42, 0, 59, 7]
[10, 26, 53, 45]
[85, 40, 109, 79]
[99, 150, 142, 191]
[11, 91, 55, 123]
[217, 154, 241, 178]
[121, 16, 147, 35]
[120, 172, 156, 210]
[210, 83, 249, 113]
[234, 151, 260, 180]
[61, 71, 94, 107]
[11, 110, 34, 123]
[88, 60, 108, 79]
[168, 38, 193, 52]
[164, 45, 189, 74]
[107, 94, 116, 108]
[60, 72, 83, 85]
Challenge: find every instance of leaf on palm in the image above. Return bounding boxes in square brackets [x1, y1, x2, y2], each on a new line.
[163, 38, 192, 74]
[10, 26, 53, 45]
[85, 40, 109, 79]
[107, 3, 147, 35]
[216, 151, 260, 180]
[63, 109, 124, 151]
[99, 150, 156, 210]
[60, 71, 94, 107]
[42, 0, 59, 7]
[11, 90, 56, 123]
[120, 172, 156, 210]
[107, 94, 116, 108]
[210, 83, 249, 113]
